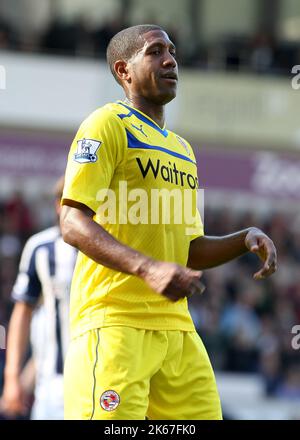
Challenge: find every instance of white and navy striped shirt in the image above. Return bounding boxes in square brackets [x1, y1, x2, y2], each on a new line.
[12, 226, 77, 380]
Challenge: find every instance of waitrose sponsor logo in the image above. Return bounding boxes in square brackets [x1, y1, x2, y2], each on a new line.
[136, 158, 199, 189]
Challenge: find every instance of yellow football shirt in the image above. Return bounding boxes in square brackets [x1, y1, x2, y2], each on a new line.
[62, 101, 204, 339]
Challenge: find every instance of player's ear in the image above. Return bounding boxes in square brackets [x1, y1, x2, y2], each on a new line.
[114, 60, 131, 84]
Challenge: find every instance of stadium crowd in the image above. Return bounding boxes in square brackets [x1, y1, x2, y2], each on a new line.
[0, 12, 298, 76]
[0, 193, 299, 403]
[190, 207, 300, 399]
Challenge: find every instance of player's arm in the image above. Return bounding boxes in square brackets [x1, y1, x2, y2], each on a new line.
[1, 302, 33, 417]
[20, 356, 36, 397]
[61, 201, 205, 301]
[187, 227, 277, 279]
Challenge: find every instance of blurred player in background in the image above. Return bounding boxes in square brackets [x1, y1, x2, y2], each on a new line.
[61, 25, 277, 420]
[1, 177, 77, 420]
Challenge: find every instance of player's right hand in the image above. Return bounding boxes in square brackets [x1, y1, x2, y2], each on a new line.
[138, 260, 205, 302]
[0, 377, 28, 418]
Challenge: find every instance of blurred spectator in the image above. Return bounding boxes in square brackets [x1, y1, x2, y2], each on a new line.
[220, 283, 262, 372]
[249, 32, 275, 74]
[1, 6, 299, 76]
[92, 17, 125, 58]
[276, 365, 300, 400]
[189, 209, 300, 398]
[0, 17, 17, 50]
[3, 192, 34, 242]
[41, 17, 92, 56]
[259, 350, 282, 396]
[0, 192, 35, 329]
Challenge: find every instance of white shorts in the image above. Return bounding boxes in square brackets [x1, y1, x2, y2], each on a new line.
[31, 375, 64, 420]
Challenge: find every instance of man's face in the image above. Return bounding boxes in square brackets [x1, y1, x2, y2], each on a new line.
[126, 29, 178, 105]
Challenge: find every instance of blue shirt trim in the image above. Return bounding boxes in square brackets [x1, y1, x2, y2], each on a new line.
[117, 102, 169, 138]
[47, 241, 55, 276]
[126, 130, 196, 165]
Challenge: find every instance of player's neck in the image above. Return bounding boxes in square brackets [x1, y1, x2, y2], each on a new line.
[123, 96, 165, 128]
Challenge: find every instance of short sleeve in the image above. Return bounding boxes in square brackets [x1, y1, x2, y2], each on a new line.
[62, 108, 126, 213]
[11, 238, 42, 306]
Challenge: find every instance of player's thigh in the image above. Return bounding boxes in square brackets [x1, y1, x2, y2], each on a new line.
[64, 329, 97, 420]
[148, 331, 222, 420]
[65, 327, 165, 420]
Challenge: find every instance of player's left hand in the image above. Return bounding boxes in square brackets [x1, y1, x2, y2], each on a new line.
[245, 228, 277, 280]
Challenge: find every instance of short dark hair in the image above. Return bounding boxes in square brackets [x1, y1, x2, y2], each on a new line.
[106, 24, 164, 84]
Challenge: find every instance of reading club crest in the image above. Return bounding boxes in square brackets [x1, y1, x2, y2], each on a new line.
[100, 390, 120, 411]
[74, 138, 102, 163]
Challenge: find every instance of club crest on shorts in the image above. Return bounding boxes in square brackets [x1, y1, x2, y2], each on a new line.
[74, 138, 102, 163]
[100, 390, 120, 411]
